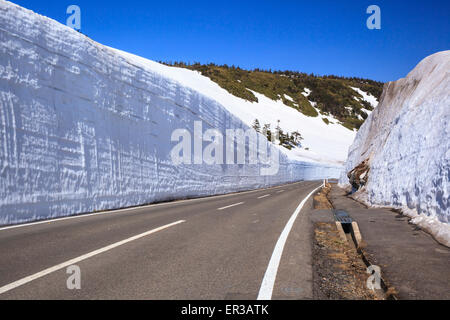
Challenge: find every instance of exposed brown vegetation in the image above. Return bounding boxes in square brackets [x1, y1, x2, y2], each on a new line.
[161, 62, 384, 130]
[313, 183, 333, 209]
[347, 158, 370, 190]
[312, 222, 383, 300]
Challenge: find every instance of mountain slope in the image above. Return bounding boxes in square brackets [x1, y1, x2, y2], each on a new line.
[163, 62, 383, 130]
[0, 0, 341, 225]
[339, 51, 450, 245]
[121, 54, 381, 165]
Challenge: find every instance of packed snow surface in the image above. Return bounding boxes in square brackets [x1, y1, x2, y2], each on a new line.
[350, 86, 378, 110]
[340, 51, 450, 245]
[0, 1, 347, 225]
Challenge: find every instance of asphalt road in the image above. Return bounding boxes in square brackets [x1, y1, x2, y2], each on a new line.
[0, 181, 321, 299]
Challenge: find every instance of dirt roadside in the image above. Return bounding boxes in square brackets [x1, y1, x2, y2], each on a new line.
[311, 183, 384, 300]
[327, 184, 450, 300]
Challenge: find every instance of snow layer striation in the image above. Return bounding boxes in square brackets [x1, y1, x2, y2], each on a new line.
[0, 1, 342, 225]
[340, 51, 450, 245]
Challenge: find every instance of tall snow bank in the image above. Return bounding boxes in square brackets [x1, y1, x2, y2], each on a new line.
[340, 51, 450, 245]
[0, 1, 340, 225]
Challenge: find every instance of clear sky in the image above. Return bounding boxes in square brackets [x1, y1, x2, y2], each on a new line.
[10, 0, 449, 82]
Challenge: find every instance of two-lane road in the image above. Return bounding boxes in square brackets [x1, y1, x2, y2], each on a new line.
[0, 181, 321, 299]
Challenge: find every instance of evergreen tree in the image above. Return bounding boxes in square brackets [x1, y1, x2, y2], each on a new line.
[252, 119, 261, 133]
[275, 120, 284, 145]
[263, 123, 271, 142]
[291, 131, 303, 145]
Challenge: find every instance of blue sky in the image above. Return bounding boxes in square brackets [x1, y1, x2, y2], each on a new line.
[11, 0, 449, 82]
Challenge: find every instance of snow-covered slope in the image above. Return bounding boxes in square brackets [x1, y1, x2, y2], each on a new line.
[340, 51, 450, 245]
[0, 1, 343, 225]
[113, 48, 358, 166]
[350, 86, 378, 110]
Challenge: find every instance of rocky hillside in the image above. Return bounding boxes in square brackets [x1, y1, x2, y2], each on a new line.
[163, 62, 383, 130]
[340, 51, 450, 246]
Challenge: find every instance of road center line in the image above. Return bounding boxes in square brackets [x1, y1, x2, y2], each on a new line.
[257, 194, 271, 199]
[0, 182, 304, 232]
[276, 190, 285, 193]
[0, 220, 185, 295]
[217, 202, 244, 211]
[257, 185, 321, 300]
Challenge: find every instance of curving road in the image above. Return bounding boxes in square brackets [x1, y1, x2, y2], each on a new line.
[0, 181, 321, 300]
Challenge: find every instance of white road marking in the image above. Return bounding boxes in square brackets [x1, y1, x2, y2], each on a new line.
[217, 202, 244, 211]
[257, 194, 271, 199]
[276, 190, 285, 193]
[257, 185, 321, 300]
[0, 207, 143, 232]
[0, 182, 305, 232]
[0, 220, 185, 295]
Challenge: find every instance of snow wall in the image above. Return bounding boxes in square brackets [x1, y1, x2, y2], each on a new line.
[0, 1, 340, 225]
[340, 51, 450, 245]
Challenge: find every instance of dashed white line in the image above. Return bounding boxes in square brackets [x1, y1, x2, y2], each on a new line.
[257, 185, 321, 300]
[257, 194, 271, 199]
[0, 182, 304, 232]
[0, 220, 185, 295]
[276, 190, 285, 193]
[217, 202, 244, 211]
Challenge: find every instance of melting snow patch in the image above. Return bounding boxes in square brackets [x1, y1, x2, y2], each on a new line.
[301, 88, 312, 97]
[350, 86, 378, 109]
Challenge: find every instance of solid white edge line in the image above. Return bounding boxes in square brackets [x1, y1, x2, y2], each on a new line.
[257, 185, 321, 300]
[0, 207, 139, 231]
[217, 202, 244, 210]
[0, 181, 305, 232]
[257, 194, 271, 199]
[0, 220, 185, 295]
